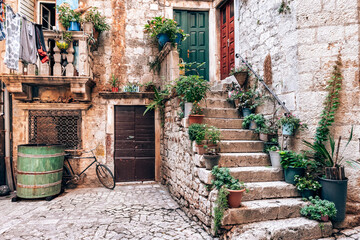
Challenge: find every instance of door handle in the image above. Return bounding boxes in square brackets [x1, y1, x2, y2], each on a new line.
[227, 39, 230, 47]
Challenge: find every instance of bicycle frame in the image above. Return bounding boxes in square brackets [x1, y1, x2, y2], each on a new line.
[65, 154, 99, 177]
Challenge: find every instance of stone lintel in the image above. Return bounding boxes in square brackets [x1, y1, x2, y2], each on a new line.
[99, 92, 155, 99]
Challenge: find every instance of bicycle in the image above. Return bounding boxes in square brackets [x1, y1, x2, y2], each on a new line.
[62, 148, 115, 190]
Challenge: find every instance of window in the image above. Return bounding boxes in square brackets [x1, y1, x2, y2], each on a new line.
[37, 1, 56, 29]
[29, 110, 82, 149]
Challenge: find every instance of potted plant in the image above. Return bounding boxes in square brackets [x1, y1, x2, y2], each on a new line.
[279, 113, 307, 136]
[188, 123, 206, 154]
[300, 196, 337, 222]
[294, 174, 321, 199]
[57, 4, 81, 31]
[238, 88, 261, 117]
[229, 62, 249, 86]
[203, 145, 220, 170]
[303, 127, 359, 222]
[109, 74, 119, 92]
[56, 32, 73, 51]
[123, 82, 139, 92]
[211, 166, 248, 208]
[175, 75, 210, 117]
[279, 150, 308, 184]
[82, 7, 110, 39]
[227, 88, 242, 107]
[202, 126, 221, 165]
[188, 101, 205, 125]
[141, 81, 156, 92]
[242, 114, 266, 132]
[268, 145, 281, 168]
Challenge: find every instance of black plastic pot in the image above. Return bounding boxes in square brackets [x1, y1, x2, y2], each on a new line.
[300, 189, 316, 199]
[284, 167, 305, 185]
[204, 154, 220, 170]
[319, 178, 348, 222]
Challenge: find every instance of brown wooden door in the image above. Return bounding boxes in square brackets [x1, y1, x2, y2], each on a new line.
[114, 106, 155, 182]
[220, 0, 235, 80]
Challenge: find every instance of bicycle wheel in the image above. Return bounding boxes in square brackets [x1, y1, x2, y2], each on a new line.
[96, 164, 115, 189]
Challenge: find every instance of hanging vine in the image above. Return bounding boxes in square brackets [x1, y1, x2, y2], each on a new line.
[213, 187, 229, 235]
[315, 54, 343, 143]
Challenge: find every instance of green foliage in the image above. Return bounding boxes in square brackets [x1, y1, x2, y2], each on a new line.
[188, 124, 206, 145]
[149, 56, 161, 74]
[123, 82, 139, 92]
[279, 113, 307, 132]
[242, 114, 267, 133]
[205, 126, 221, 145]
[238, 87, 262, 110]
[229, 62, 250, 75]
[278, 0, 293, 14]
[144, 16, 188, 43]
[144, 87, 170, 125]
[83, 7, 110, 32]
[62, 31, 73, 43]
[315, 56, 343, 143]
[213, 187, 229, 235]
[279, 150, 308, 169]
[227, 88, 242, 101]
[211, 166, 247, 191]
[175, 75, 210, 103]
[300, 196, 337, 221]
[57, 5, 81, 29]
[294, 175, 321, 191]
[269, 145, 280, 152]
[179, 62, 205, 76]
[109, 74, 118, 87]
[190, 101, 204, 115]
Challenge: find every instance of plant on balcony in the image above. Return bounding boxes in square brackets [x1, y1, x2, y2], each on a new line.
[109, 74, 119, 92]
[82, 7, 110, 39]
[300, 196, 337, 222]
[279, 113, 307, 136]
[57, 4, 81, 31]
[56, 32, 73, 51]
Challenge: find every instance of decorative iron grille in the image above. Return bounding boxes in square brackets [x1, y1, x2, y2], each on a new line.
[29, 110, 82, 149]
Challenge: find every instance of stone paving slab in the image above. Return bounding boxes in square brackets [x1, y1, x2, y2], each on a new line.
[0, 184, 212, 240]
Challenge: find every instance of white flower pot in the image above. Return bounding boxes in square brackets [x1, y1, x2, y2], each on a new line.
[184, 102, 193, 118]
[269, 151, 282, 168]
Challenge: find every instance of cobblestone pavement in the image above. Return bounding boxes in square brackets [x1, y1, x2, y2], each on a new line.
[0, 184, 212, 240]
[320, 226, 360, 240]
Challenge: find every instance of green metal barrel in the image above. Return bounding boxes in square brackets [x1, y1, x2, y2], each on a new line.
[17, 144, 65, 199]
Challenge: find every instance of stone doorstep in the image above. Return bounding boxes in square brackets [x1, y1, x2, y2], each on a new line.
[222, 198, 307, 225]
[243, 181, 300, 201]
[219, 140, 264, 153]
[219, 153, 270, 167]
[203, 118, 244, 129]
[229, 217, 333, 240]
[219, 129, 259, 140]
[203, 108, 239, 118]
[196, 166, 284, 185]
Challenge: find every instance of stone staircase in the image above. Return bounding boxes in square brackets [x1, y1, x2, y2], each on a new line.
[199, 90, 333, 239]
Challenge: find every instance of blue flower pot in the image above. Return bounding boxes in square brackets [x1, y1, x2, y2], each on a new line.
[175, 33, 183, 44]
[68, 22, 80, 31]
[157, 33, 170, 48]
[242, 108, 252, 117]
[282, 123, 294, 136]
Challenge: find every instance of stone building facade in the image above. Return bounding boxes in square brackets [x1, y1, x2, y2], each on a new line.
[0, 0, 359, 234]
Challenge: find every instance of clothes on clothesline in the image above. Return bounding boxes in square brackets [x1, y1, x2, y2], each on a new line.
[0, 2, 5, 41]
[20, 18, 37, 64]
[35, 24, 49, 63]
[3, 5, 20, 71]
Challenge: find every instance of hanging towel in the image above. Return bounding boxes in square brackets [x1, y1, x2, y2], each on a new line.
[0, 3, 5, 41]
[20, 18, 37, 64]
[3, 6, 21, 70]
[35, 24, 49, 63]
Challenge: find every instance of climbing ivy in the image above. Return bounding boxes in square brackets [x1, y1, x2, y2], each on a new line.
[314, 55, 343, 143]
[213, 187, 229, 235]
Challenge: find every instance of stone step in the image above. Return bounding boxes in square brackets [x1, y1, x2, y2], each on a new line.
[222, 198, 306, 225]
[204, 108, 239, 118]
[219, 153, 270, 168]
[220, 129, 258, 140]
[219, 140, 264, 153]
[203, 118, 243, 129]
[243, 181, 300, 201]
[206, 91, 228, 99]
[230, 166, 284, 182]
[228, 217, 333, 240]
[197, 167, 283, 185]
[200, 98, 234, 109]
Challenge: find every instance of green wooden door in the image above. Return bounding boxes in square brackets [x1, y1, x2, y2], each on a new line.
[174, 10, 209, 80]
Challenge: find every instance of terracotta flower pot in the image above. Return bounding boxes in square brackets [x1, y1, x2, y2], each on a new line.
[321, 215, 329, 222]
[227, 188, 246, 208]
[195, 144, 217, 155]
[188, 115, 205, 125]
[233, 72, 248, 86]
[111, 87, 119, 92]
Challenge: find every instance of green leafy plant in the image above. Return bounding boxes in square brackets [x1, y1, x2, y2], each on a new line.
[227, 88, 242, 101]
[294, 175, 321, 191]
[180, 62, 205, 76]
[109, 74, 119, 88]
[188, 124, 206, 145]
[229, 62, 250, 75]
[62, 31, 73, 43]
[190, 101, 204, 115]
[144, 16, 188, 43]
[269, 145, 280, 152]
[175, 75, 210, 103]
[205, 126, 221, 145]
[123, 82, 139, 92]
[242, 114, 267, 133]
[300, 196, 337, 221]
[82, 7, 110, 33]
[144, 87, 171, 125]
[57, 5, 81, 29]
[211, 166, 247, 191]
[278, 0, 293, 14]
[279, 150, 308, 169]
[238, 87, 262, 110]
[213, 187, 229, 235]
[279, 113, 308, 132]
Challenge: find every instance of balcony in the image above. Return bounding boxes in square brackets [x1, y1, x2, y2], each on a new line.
[1, 31, 95, 102]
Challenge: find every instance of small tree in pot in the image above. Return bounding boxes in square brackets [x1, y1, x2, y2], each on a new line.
[238, 87, 261, 117]
[188, 123, 206, 154]
[109, 74, 119, 92]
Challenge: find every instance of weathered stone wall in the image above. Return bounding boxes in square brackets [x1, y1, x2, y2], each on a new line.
[235, 0, 360, 223]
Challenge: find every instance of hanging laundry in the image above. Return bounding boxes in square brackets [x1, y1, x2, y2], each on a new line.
[3, 5, 20, 70]
[20, 18, 37, 64]
[34, 24, 49, 63]
[0, 2, 5, 41]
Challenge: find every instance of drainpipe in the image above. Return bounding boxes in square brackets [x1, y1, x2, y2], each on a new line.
[4, 87, 14, 191]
